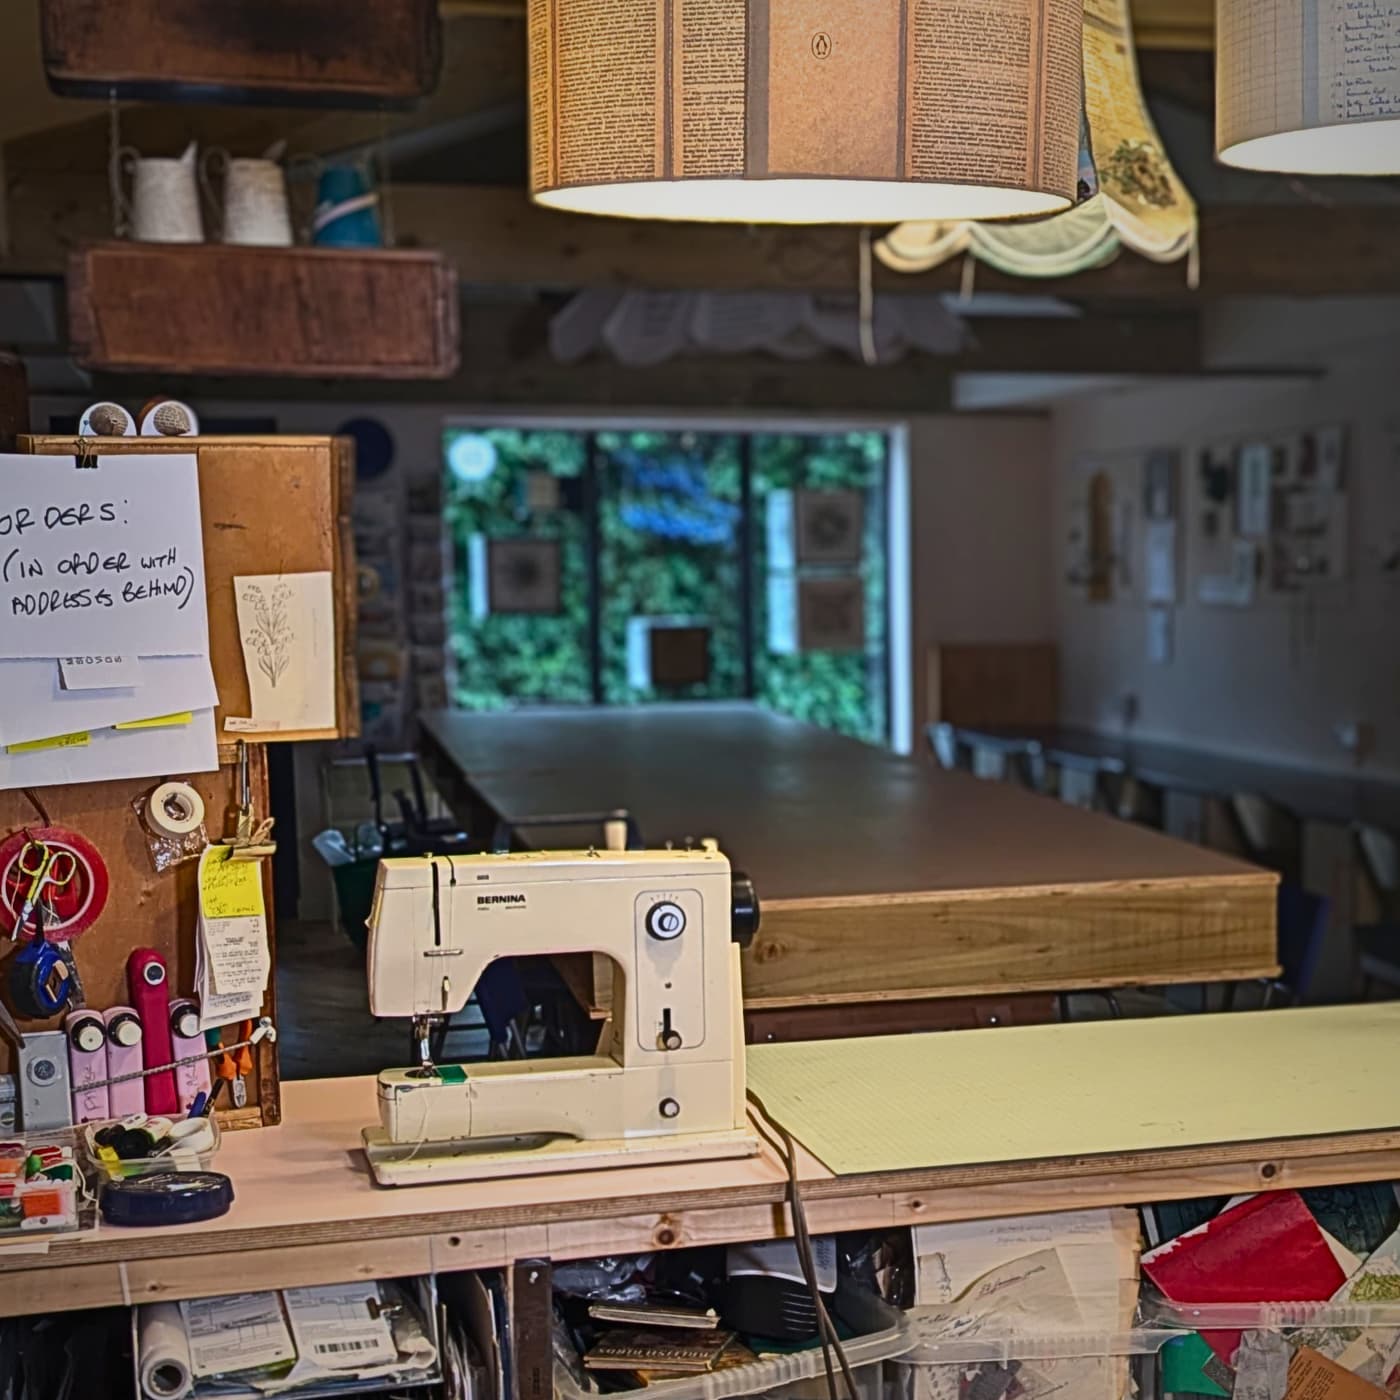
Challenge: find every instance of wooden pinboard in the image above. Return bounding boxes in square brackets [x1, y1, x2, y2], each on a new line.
[0, 749, 279, 1128]
[21, 435, 358, 746]
[67, 245, 460, 380]
[39, 0, 442, 104]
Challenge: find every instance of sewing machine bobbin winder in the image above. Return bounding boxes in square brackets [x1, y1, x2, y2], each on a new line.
[362, 844, 760, 1185]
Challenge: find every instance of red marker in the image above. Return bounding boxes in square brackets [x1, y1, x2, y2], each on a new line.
[127, 949, 179, 1115]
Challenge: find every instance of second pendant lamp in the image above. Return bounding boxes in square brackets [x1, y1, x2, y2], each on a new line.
[527, 0, 1085, 224]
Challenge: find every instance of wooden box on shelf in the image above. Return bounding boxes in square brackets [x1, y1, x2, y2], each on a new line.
[67, 244, 460, 380]
[40, 0, 441, 104]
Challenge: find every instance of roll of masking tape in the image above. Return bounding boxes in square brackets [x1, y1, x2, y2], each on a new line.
[147, 782, 205, 837]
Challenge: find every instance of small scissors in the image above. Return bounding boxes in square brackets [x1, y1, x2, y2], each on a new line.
[10, 841, 77, 941]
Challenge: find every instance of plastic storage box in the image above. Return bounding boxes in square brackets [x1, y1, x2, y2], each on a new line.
[556, 1279, 912, 1400]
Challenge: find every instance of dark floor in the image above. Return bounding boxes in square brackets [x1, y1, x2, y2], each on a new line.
[275, 919, 489, 1080]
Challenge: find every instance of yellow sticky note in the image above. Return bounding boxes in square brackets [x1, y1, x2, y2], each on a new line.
[114, 713, 194, 731]
[199, 846, 265, 920]
[6, 731, 90, 754]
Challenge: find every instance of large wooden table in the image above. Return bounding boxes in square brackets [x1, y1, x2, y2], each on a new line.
[419, 705, 1278, 1020]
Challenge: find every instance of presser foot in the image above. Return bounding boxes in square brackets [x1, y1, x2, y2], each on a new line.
[361, 1124, 759, 1187]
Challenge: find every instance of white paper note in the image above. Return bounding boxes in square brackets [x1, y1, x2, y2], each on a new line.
[1147, 605, 1174, 665]
[1238, 442, 1274, 538]
[0, 654, 217, 747]
[58, 653, 140, 689]
[234, 572, 336, 732]
[180, 1292, 295, 1378]
[283, 1284, 397, 1369]
[1144, 520, 1177, 603]
[0, 709, 217, 789]
[196, 845, 271, 1031]
[0, 453, 208, 659]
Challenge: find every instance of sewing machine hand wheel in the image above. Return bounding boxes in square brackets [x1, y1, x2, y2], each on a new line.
[730, 872, 760, 948]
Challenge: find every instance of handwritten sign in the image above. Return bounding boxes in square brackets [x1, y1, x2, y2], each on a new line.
[199, 846, 265, 921]
[0, 453, 208, 660]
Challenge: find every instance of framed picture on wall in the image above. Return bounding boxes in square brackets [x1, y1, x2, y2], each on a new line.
[795, 489, 864, 565]
[487, 538, 562, 614]
[798, 578, 865, 652]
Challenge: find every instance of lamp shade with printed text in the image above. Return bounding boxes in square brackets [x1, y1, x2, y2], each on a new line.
[528, 0, 1086, 224]
[1218, 0, 1400, 171]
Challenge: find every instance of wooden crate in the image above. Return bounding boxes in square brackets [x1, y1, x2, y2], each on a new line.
[926, 642, 1059, 727]
[40, 0, 441, 104]
[22, 435, 359, 745]
[0, 753, 279, 1128]
[68, 244, 460, 380]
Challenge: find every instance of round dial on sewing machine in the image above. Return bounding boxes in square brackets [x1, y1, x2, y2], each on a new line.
[645, 901, 686, 940]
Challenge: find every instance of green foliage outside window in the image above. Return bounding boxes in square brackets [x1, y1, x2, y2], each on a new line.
[442, 424, 889, 744]
[443, 428, 591, 709]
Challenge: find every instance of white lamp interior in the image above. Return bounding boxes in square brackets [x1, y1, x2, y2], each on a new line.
[535, 178, 1071, 226]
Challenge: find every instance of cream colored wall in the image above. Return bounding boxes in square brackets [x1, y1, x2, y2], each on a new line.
[1050, 299, 1400, 779]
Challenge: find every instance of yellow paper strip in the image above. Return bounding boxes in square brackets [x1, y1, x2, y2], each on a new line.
[114, 712, 194, 731]
[746, 1004, 1400, 1178]
[6, 731, 90, 754]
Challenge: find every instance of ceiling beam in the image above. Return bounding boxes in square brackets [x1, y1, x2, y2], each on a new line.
[3, 173, 1397, 302]
[75, 303, 1212, 409]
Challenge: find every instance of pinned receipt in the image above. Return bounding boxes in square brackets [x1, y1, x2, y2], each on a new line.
[196, 846, 270, 1031]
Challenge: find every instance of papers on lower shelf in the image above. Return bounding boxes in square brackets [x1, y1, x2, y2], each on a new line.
[911, 1209, 1141, 1400]
[0, 709, 217, 789]
[148, 1282, 439, 1399]
[181, 1292, 296, 1380]
[196, 845, 270, 1031]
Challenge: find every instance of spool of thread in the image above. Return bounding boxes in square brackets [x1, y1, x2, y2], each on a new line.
[137, 398, 200, 438]
[78, 402, 136, 437]
[147, 783, 205, 837]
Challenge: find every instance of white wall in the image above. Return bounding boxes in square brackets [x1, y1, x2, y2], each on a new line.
[1050, 299, 1400, 779]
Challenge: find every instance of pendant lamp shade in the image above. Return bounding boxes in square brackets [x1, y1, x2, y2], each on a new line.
[527, 0, 1085, 224]
[875, 0, 1194, 277]
[1218, 0, 1400, 171]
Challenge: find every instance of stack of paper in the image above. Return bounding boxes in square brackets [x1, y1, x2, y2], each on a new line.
[195, 846, 270, 1031]
[0, 452, 218, 787]
[911, 1209, 1141, 1400]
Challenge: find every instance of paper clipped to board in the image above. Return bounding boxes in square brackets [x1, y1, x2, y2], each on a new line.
[0, 453, 209, 659]
[233, 571, 336, 732]
[196, 845, 270, 1031]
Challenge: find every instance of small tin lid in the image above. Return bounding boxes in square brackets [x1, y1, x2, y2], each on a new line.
[100, 1170, 233, 1227]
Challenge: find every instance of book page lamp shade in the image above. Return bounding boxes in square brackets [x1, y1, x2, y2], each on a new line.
[527, 0, 1085, 224]
[1217, 0, 1400, 172]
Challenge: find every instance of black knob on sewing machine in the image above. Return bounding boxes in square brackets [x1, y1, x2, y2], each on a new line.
[730, 872, 760, 949]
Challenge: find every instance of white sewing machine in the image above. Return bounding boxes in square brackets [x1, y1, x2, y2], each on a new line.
[361, 846, 761, 1185]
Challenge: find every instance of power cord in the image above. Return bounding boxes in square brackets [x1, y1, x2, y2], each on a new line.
[748, 1091, 860, 1400]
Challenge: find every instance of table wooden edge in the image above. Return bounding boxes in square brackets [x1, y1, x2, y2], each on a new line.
[6, 1127, 1400, 1317]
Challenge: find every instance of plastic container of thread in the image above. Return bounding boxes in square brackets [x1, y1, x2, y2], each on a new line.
[80, 1113, 221, 1182]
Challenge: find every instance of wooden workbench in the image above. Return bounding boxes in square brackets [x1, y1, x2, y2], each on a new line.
[419, 705, 1278, 1017]
[5, 1042, 1400, 1320]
